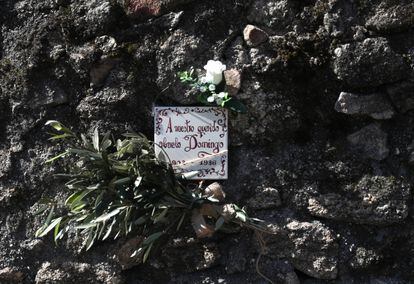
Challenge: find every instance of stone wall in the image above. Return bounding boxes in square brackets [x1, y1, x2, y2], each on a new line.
[1, 0, 414, 283]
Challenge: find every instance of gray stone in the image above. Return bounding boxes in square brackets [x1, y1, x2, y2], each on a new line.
[160, 238, 220, 273]
[248, 186, 282, 210]
[333, 38, 409, 88]
[243, 24, 269, 47]
[90, 58, 121, 87]
[156, 29, 208, 104]
[307, 175, 410, 225]
[0, 187, 19, 208]
[349, 247, 381, 270]
[35, 261, 120, 284]
[115, 237, 144, 270]
[229, 74, 301, 143]
[347, 123, 389, 161]
[31, 81, 68, 108]
[366, 3, 414, 33]
[69, 0, 118, 39]
[0, 267, 24, 283]
[286, 221, 338, 280]
[224, 37, 249, 70]
[335, 92, 395, 119]
[247, 0, 294, 31]
[223, 69, 242, 96]
[0, 149, 12, 178]
[386, 81, 414, 113]
[125, 0, 193, 19]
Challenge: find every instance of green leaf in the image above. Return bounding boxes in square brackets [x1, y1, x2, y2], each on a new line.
[36, 217, 62, 238]
[75, 223, 98, 229]
[45, 151, 68, 163]
[235, 212, 247, 223]
[33, 205, 48, 215]
[70, 188, 96, 210]
[45, 120, 74, 136]
[93, 127, 99, 151]
[100, 132, 112, 151]
[223, 98, 247, 113]
[67, 148, 102, 159]
[53, 218, 63, 244]
[153, 208, 168, 223]
[178, 171, 200, 180]
[102, 218, 116, 240]
[142, 242, 153, 263]
[84, 227, 98, 251]
[113, 177, 131, 186]
[48, 133, 73, 141]
[142, 232, 163, 246]
[94, 207, 123, 223]
[176, 213, 186, 231]
[134, 176, 142, 188]
[215, 216, 225, 230]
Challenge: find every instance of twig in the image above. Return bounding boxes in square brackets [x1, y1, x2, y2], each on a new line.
[254, 231, 275, 284]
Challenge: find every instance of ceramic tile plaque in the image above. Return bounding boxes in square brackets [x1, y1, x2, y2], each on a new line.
[154, 107, 228, 179]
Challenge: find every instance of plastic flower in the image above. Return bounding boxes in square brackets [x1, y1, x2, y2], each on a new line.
[200, 86, 207, 92]
[207, 95, 215, 103]
[208, 84, 216, 91]
[204, 60, 226, 85]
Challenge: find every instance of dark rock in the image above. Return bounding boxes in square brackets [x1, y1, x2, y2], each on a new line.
[30, 81, 68, 108]
[247, 0, 294, 31]
[224, 237, 250, 274]
[223, 69, 242, 96]
[335, 92, 395, 119]
[35, 261, 121, 284]
[125, 0, 192, 19]
[333, 38, 409, 88]
[224, 37, 249, 70]
[115, 237, 144, 270]
[251, 257, 300, 284]
[0, 187, 19, 208]
[160, 238, 220, 273]
[156, 29, 209, 104]
[323, 1, 359, 38]
[307, 175, 410, 225]
[90, 58, 122, 87]
[347, 123, 389, 161]
[247, 186, 282, 210]
[349, 246, 381, 270]
[229, 74, 301, 143]
[0, 267, 24, 283]
[387, 81, 414, 113]
[68, 0, 120, 39]
[286, 220, 338, 280]
[0, 149, 12, 178]
[243, 25, 269, 47]
[366, 3, 414, 33]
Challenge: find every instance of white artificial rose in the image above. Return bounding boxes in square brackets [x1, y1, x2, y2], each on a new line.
[204, 60, 226, 85]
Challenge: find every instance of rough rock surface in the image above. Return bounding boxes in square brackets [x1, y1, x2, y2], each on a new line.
[1, 0, 414, 283]
[335, 92, 395, 120]
[333, 37, 409, 88]
[347, 123, 389, 161]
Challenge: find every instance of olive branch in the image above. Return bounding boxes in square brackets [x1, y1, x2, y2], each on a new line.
[36, 121, 277, 281]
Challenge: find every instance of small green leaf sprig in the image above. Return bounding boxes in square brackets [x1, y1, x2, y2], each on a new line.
[178, 60, 247, 113]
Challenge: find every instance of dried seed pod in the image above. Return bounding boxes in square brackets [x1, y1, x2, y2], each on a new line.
[204, 182, 226, 202]
[191, 209, 215, 238]
[199, 204, 219, 218]
[217, 204, 236, 222]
